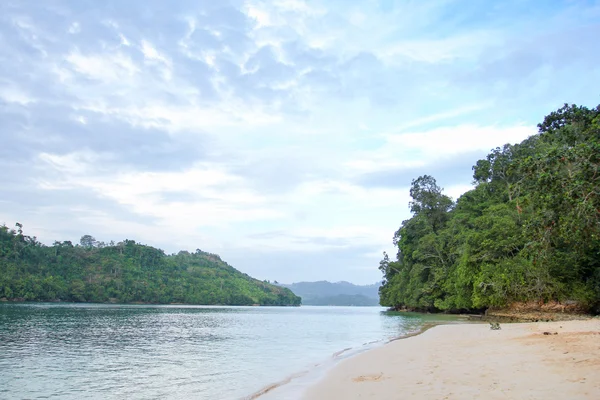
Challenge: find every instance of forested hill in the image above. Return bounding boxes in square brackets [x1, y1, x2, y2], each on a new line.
[0, 227, 301, 306]
[279, 281, 380, 306]
[379, 103, 600, 314]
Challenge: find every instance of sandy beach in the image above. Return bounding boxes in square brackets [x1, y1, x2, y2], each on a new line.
[302, 319, 600, 399]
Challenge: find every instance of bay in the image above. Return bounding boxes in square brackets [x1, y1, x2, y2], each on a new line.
[0, 303, 461, 399]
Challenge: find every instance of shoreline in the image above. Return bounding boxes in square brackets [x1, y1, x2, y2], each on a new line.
[301, 318, 600, 399]
[249, 319, 469, 400]
[0, 299, 300, 307]
[246, 335, 397, 400]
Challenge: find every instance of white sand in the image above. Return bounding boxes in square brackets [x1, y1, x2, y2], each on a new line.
[302, 319, 600, 399]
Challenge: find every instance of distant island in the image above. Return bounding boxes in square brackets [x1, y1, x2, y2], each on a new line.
[0, 227, 301, 306]
[279, 281, 380, 306]
[379, 103, 600, 315]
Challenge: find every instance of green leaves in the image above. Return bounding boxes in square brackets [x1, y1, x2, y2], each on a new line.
[380, 102, 600, 313]
[0, 225, 301, 306]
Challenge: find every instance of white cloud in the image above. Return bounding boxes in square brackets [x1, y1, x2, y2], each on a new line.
[386, 124, 535, 158]
[77, 101, 282, 132]
[10, 16, 50, 56]
[391, 103, 492, 131]
[102, 19, 119, 29]
[65, 50, 139, 82]
[141, 40, 167, 63]
[37, 153, 283, 226]
[0, 85, 36, 105]
[378, 31, 501, 64]
[245, 4, 274, 28]
[119, 34, 131, 47]
[37, 150, 109, 176]
[445, 183, 475, 201]
[2, 0, 598, 283]
[68, 22, 80, 34]
[33, 147, 408, 254]
[244, 0, 327, 40]
[177, 20, 222, 69]
[141, 40, 173, 80]
[347, 124, 536, 175]
[347, 160, 426, 175]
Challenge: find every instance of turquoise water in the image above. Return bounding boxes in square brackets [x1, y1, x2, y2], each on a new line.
[0, 303, 461, 399]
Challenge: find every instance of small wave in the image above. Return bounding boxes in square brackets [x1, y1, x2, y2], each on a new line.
[362, 339, 380, 346]
[244, 370, 309, 400]
[331, 347, 352, 358]
[387, 322, 439, 342]
[247, 322, 456, 400]
[246, 340, 388, 400]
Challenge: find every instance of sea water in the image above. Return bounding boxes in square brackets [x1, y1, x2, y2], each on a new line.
[0, 303, 462, 399]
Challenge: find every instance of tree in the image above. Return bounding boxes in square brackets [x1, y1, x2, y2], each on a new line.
[409, 175, 453, 233]
[80, 235, 97, 248]
[0, 226, 301, 306]
[379, 102, 600, 313]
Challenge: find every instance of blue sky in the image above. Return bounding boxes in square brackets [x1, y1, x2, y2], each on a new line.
[1, 0, 599, 284]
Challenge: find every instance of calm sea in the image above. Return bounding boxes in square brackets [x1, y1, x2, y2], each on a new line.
[0, 303, 461, 399]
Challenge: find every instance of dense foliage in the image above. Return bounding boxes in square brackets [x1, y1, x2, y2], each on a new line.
[379, 104, 600, 313]
[0, 228, 301, 306]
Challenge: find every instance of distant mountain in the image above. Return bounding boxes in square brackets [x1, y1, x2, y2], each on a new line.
[279, 281, 381, 306]
[301, 294, 379, 306]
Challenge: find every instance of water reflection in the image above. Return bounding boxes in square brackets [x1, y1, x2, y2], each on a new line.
[1, 304, 463, 400]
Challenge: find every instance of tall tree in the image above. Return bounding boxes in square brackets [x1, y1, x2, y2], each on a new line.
[379, 103, 600, 313]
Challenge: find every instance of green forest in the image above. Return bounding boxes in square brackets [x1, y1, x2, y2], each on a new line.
[0, 228, 301, 306]
[379, 103, 600, 314]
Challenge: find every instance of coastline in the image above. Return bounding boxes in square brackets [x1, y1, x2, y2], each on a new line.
[250, 318, 469, 400]
[301, 318, 600, 399]
[247, 333, 398, 400]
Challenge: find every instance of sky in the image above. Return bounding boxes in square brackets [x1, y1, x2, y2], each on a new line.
[1, 0, 599, 285]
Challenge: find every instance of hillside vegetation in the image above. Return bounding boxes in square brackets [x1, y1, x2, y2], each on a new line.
[379, 103, 600, 313]
[0, 228, 300, 306]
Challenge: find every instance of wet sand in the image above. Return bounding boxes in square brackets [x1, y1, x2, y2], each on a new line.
[302, 319, 600, 399]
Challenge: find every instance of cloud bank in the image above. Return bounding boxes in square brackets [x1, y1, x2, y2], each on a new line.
[1, 0, 599, 283]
